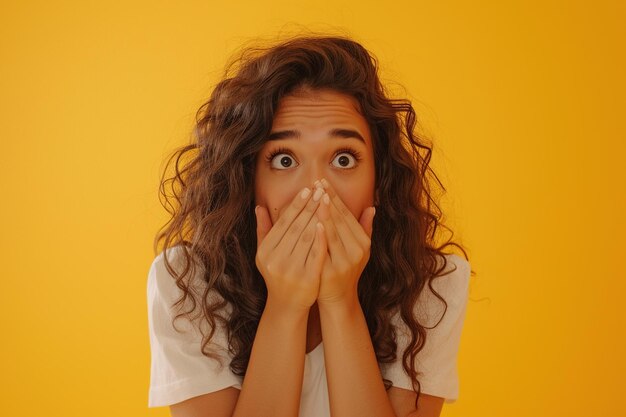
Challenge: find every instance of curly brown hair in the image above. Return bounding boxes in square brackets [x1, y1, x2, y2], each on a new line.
[153, 32, 474, 410]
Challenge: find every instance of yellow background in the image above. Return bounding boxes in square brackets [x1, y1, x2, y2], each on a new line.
[1, 1, 624, 416]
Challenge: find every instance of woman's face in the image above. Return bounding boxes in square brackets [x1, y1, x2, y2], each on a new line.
[254, 88, 376, 225]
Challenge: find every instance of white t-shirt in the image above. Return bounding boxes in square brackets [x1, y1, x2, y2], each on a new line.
[147, 245, 470, 415]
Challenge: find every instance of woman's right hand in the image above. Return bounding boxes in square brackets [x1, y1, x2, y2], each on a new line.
[254, 186, 327, 314]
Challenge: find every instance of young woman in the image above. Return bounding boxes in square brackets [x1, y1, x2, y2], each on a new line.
[147, 34, 473, 417]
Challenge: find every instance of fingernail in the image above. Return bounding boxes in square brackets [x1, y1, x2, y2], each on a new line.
[301, 187, 311, 199]
[321, 178, 329, 188]
[314, 180, 322, 188]
[313, 187, 324, 201]
[322, 193, 330, 204]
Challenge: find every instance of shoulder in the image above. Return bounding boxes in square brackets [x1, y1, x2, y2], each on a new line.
[147, 246, 242, 407]
[147, 245, 233, 348]
[148, 245, 186, 287]
[382, 253, 471, 401]
[148, 245, 197, 286]
[430, 252, 469, 300]
[429, 253, 471, 302]
[407, 253, 471, 328]
[148, 245, 212, 296]
[147, 245, 228, 317]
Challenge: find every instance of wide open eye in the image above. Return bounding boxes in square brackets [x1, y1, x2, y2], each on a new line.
[264, 146, 363, 170]
[265, 147, 298, 170]
[331, 147, 363, 169]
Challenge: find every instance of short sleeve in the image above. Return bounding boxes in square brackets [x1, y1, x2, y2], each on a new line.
[147, 246, 243, 407]
[381, 254, 470, 403]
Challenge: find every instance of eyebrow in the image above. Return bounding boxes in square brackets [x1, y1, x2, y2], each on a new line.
[267, 128, 366, 144]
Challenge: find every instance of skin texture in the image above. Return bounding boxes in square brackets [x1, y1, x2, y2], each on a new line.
[254, 88, 376, 225]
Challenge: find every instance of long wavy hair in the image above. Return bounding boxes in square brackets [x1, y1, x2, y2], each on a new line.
[153, 32, 473, 410]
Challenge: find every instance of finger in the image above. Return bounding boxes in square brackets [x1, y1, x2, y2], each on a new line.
[255, 205, 272, 246]
[326, 197, 373, 265]
[320, 178, 372, 247]
[326, 192, 359, 248]
[292, 212, 321, 267]
[360, 206, 376, 238]
[276, 186, 325, 255]
[260, 186, 314, 251]
[317, 192, 347, 264]
[305, 221, 327, 277]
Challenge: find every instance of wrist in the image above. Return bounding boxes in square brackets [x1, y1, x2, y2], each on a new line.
[318, 295, 361, 316]
[264, 297, 311, 323]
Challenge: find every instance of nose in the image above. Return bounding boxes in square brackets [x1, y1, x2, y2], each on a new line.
[304, 166, 325, 190]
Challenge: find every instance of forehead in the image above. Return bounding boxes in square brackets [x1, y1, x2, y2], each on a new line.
[272, 89, 369, 132]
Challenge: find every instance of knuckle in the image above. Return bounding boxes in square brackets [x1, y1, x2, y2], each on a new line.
[268, 262, 284, 276]
[294, 195, 307, 209]
[304, 199, 318, 212]
[275, 215, 287, 229]
[288, 220, 302, 235]
[300, 228, 314, 243]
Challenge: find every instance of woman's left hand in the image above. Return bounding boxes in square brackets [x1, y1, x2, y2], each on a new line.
[315, 179, 376, 309]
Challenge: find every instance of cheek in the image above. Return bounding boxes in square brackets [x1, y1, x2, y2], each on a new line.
[333, 183, 375, 219]
[256, 185, 295, 223]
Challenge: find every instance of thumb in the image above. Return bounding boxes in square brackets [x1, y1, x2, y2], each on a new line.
[255, 205, 272, 246]
[313, 222, 328, 276]
[359, 206, 376, 238]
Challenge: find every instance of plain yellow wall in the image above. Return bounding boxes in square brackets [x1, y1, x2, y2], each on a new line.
[1, 1, 624, 416]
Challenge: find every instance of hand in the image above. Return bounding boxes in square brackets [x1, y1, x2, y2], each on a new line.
[254, 186, 326, 314]
[314, 179, 376, 308]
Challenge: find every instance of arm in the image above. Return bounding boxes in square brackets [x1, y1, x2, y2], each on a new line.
[387, 387, 444, 417]
[168, 298, 308, 417]
[318, 296, 447, 417]
[231, 297, 309, 417]
[319, 297, 397, 417]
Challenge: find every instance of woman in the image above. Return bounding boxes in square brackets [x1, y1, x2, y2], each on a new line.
[147, 33, 473, 417]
